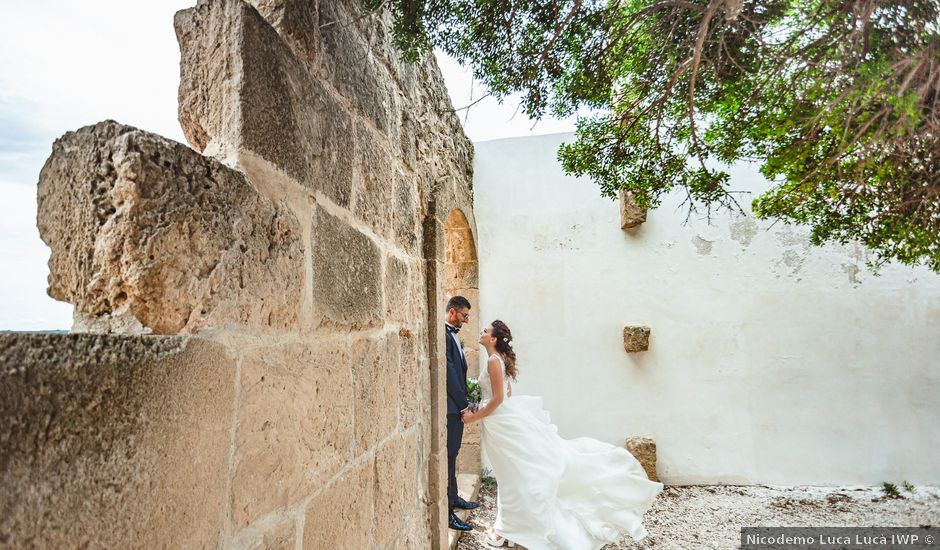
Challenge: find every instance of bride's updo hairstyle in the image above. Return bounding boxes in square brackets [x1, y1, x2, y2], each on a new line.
[491, 320, 518, 381]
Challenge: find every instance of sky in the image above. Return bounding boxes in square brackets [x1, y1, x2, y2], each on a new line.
[0, 1, 580, 331]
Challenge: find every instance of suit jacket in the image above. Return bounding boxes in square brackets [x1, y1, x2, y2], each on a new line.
[445, 325, 470, 415]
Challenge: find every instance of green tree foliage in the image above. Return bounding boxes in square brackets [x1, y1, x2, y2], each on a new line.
[377, 0, 940, 271]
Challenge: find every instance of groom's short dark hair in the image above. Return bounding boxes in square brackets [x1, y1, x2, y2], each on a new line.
[446, 295, 471, 312]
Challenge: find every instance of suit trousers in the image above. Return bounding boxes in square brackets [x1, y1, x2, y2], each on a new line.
[446, 412, 464, 513]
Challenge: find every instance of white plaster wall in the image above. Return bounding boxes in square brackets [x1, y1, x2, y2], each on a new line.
[473, 132, 940, 486]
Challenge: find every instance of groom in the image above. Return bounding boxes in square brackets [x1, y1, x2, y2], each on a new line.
[444, 295, 479, 531]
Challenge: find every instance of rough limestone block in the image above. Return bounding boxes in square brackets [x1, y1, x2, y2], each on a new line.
[401, 429, 421, 510]
[393, 171, 420, 254]
[620, 189, 647, 229]
[397, 510, 432, 550]
[311, 205, 383, 329]
[232, 342, 354, 528]
[398, 328, 421, 430]
[444, 225, 476, 264]
[37, 121, 303, 335]
[457, 421, 481, 473]
[244, 0, 320, 63]
[303, 460, 375, 549]
[245, 520, 295, 550]
[623, 325, 651, 352]
[400, 112, 418, 169]
[319, 0, 396, 138]
[176, 0, 355, 206]
[351, 335, 401, 453]
[443, 261, 479, 290]
[385, 255, 411, 322]
[353, 120, 395, 237]
[625, 436, 659, 482]
[375, 433, 407, 547]
[428, 448, 450, 549]
[0, 333, 234, 548]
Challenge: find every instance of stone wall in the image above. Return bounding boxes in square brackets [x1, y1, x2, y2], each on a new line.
[1, 0, 476, 548]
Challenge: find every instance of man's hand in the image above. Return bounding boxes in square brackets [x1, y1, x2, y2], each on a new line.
[459, 406, 475, 424]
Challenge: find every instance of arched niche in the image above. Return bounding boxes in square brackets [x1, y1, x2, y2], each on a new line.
[442, 209, 481, 475]
[422, 205, 481, 547]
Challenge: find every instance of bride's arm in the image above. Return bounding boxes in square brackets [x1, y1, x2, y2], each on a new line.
[466, 356, 504, 423]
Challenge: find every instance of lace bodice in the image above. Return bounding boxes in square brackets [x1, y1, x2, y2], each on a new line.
[479, 353, 510, 402]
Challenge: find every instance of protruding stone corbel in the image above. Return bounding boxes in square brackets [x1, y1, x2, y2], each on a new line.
[625, 436, 659, 481]
[620, 190, 647, 229]
[623, 325, 651, 352]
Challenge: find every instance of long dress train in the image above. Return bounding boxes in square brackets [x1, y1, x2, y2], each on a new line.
[479, 354, 663, 549]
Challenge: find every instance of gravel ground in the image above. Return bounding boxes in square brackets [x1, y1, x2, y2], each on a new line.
[456, 483, 940, 549]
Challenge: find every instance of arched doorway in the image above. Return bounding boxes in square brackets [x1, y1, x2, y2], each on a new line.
[443, 210, 481, 474]
[423, 207, 480, 548]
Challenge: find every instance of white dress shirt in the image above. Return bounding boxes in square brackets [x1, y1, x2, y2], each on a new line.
[445, 322, 465, 359]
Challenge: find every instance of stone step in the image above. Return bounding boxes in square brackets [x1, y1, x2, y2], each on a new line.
[447, 473, 481, 550]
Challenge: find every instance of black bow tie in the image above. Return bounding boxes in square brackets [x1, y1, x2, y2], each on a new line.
[446, 325, 459, 334]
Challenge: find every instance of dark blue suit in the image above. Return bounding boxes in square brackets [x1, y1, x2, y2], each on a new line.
[445, 324, 469, 513]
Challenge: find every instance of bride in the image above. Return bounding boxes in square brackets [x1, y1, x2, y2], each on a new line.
[460, 320, 663, 549]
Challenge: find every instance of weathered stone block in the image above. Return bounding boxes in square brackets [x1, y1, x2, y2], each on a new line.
[245, 519, 296, 550]
[352, 121, 395, 238]
[385, 255, 412, 322]
[424, 217, 446, 265]
[625, 436, 659, 482]
[37, 121, 304, 335]
[176, 0, 354, 206]
[0, 333, 234, 548]
[394, 510, 431, 550]
[311, 205, 382, 329]
[623, 325, 651, 352]
[457, 442, 482, 474]
[444, 226, 476, 263]
[319, 0, 395, 137]
[398, 328, 421, 429]
[392, 171, 420, 255]
[232, 342, 354, 528]
[175, 0, 242, 153]
[303, 460, 374, 549]
[443, 261, 479, 290]
[620, 189, 647, 229]
[400, 111, 418, 169]
[401, 429, 421, 511]
[352, 335, 401, 452]
[245, 0, 319, 66]
[428, 448, 449, 549]
[375, 433, 407, 547]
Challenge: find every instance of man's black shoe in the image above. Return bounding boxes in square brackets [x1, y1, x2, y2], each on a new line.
[453, 497, 480, 510]
[449, 512, 472, 531]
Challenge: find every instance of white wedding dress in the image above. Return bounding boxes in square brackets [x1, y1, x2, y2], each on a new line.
[479, 354, 663, 549]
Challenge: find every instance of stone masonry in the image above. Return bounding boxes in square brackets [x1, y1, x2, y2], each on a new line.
[623, 325, 651, 353]
[1, 0, 477, 548]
